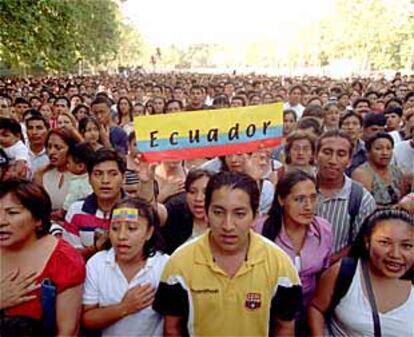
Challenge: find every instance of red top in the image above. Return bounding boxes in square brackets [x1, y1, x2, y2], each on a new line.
[6, 239, 85, 320]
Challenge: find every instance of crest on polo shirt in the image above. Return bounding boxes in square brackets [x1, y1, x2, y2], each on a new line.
[245, 292, 261, 310]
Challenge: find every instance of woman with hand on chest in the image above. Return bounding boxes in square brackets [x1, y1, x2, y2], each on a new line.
[0, 180, 85, 337]
[82, 197, 168, 337]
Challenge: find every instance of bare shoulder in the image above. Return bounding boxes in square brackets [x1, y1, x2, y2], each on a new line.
[351, 165, 372, 190]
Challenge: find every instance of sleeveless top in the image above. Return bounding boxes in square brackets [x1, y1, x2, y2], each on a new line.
[362, 162, 403, 206]
[330, 261, 414, 337]
[43, 168, 73, 210]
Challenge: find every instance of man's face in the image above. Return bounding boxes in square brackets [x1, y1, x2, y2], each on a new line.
[340, 116, 362, 142]
[41, 91, 50, 102]
[231, 98, 244, 108]
[152, 98, 165, 114]
[27, 120, 48, 148]
[67, 86, 78, 98]
[364, 125, 385, 140]
[397, 85, 408, 99]
[385, 113, 401, 132]
[224, 84, 234, 97]
[166, 101, 181, 113]
[89, 160, 123, 201]
[14, 103, 29, 120]
[153, 87, 162, 96]
[91, 103, 110, 126]
[136, 87, 144, 99]
[338, 95, 350, 108]
[190, 89, 203, 107]
[355, 102, 370, 117]
[0, 99, 10, 117]
[54, 99, 69, 115]
[289, 89, 302, 105]
[173, 88, 183, 101]
[30, 98, 42, 110]
[208, 186, 254, 254]
[316, 137, 352, 182]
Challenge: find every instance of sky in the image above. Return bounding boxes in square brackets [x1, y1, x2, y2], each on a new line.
[121, 0, 336, 48]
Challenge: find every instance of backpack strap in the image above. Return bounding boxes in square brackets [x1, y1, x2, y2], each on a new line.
[347, 181, 363, 245]
[326, 257, 358, 325]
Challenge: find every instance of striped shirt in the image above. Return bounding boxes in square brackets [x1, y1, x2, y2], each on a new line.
[63, 193, 111, 249]
[315, 175, 376, 253]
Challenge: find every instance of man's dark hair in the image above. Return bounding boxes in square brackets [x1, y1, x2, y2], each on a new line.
[204, 171, 260, 216]
[190, 84, 203, 93]
[382, 90, 395, 98]
[87, 148, 126, 175]
[91, 96, 111, 108]
[68, 142, 95, 168]
[384, 97, 403, 109]
[316, 129, 354, 157]
[363, 112, 386, 128]
[297, 116, 322, 136]
[166, 99, 183, 110]
[404, 91, 414, 104]
[383, 106, 403, 118]
[55, 95, 70, 107]
[289, 85, 303, 94]
[337, 93, 349, 101]
[352, 98, 371, 109]
[339, 111, 363, 128]
[231, 95, 247, 106]
[22, 108, 42, 121]
[25, 114, 50, 129]
[14, 97, 29, 106]
[29, 96, 41, 103]
[364, 91, 379, 99]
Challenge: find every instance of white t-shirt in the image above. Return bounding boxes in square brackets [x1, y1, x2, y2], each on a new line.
[283, 102, 304, 119]
[4, 140, 30, 164]
[83, 250, 169, 337]
[3, 140, 31, 177]
[388, 130, 404, 145]
[393, 140, 414, 177]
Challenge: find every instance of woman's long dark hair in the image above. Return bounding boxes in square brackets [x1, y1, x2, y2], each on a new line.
[262, 170, 316, 241]
[349, 208, 414, 282]
[116, 96, 133, 124]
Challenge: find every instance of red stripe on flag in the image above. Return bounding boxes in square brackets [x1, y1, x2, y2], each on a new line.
[141, 137, 282, 162]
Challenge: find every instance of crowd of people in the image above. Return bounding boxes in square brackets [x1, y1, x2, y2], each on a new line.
[0, 70, 413, 337]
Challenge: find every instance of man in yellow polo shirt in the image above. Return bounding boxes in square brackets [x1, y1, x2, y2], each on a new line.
[154, 171, 302, 336]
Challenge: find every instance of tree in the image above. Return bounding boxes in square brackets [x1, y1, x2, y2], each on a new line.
[0, 0, 145, 73]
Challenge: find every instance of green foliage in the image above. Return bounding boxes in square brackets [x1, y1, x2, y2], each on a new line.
[316, 0, 414, 71]
[0, 0, 143, 74]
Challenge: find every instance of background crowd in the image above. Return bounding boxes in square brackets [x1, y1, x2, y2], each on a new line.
[0, 70, 413, 337]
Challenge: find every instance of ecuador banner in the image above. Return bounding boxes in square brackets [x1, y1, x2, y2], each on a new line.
[134, 103, 283, 162]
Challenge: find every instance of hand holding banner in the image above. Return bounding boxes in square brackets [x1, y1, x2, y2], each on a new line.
[134, 103, 283, 162]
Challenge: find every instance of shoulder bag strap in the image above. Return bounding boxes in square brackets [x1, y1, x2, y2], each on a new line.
[361, 260, 382, 337]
